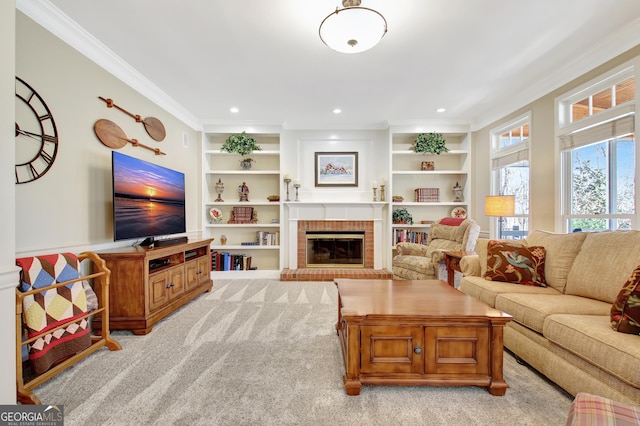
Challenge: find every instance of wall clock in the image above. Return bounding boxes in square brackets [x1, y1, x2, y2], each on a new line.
[14, 77, 59, 184]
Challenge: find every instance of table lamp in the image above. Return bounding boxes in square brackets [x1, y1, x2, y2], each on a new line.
[485, 195, 515, 239]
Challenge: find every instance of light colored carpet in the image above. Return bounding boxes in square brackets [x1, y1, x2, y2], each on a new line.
[36, 279, 573, 425]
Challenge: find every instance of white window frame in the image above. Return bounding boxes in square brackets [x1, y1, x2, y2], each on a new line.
[558, 65, 635, 130]
[490, 112, 531, 239]
[556, 60, 638, 232]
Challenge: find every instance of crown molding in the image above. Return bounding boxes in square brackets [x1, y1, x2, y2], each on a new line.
[16, 0, 201, 130]
[471, 17, 640, 131]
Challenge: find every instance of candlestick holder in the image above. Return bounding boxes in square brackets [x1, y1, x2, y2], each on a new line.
[284, 178, 292, 202]
[293, 183, 301, 202]
[380, 184, 385, 202]
[372, 187, 378, 202]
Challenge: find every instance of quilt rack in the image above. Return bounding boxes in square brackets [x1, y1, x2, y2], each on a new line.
[16, 251, 121, 404]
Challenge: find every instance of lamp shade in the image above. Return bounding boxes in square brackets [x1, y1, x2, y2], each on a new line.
[319, 4, 387, 54]
[485, 195, 515, 217]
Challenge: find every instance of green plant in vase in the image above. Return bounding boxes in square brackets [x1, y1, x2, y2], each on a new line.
[413, 132, 449, 155]
[221, 132, 262, 169]
[392, 207, 413, 224]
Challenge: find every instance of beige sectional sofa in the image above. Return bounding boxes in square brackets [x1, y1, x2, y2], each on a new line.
[458, 230, 640, 405]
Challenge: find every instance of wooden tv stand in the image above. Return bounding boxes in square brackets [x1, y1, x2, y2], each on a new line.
[94, 238, 213, 335]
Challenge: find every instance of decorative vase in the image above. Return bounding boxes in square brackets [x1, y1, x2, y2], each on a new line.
[215, 178, 225, 202]
[453, 181, 464, 202]
[220, 235, 227, 246]
[240, 159, 252, 170]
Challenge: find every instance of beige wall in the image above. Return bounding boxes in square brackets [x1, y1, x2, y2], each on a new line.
[472, 44, 640, 233]
[14, 12, 202, 255]
[2, 11, 202, 402]
[1, 0, 17, 405]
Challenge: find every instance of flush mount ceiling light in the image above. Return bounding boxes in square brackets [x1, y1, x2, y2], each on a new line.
[319, 0, 387, 54]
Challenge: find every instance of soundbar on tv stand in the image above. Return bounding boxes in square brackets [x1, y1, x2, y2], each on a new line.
[139, 236, 189, 248]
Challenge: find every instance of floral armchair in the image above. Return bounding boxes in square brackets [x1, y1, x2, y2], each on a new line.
[392, 217, 480, 280]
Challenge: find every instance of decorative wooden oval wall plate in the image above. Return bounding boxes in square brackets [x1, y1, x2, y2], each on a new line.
[93, 119, 127, 149]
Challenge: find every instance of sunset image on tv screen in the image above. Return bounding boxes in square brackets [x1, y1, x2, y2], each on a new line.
[112, 152, 186, 241]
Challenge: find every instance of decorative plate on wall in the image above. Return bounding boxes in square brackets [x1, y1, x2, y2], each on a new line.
[450, 207, 467, 218]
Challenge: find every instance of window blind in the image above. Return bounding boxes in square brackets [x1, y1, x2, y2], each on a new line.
[492, 148, 529, 169]
[560, 114, 635, 151]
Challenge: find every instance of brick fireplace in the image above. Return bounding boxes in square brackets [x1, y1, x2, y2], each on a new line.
[281, 202, 391, 281]
[297, 220, 373, 269]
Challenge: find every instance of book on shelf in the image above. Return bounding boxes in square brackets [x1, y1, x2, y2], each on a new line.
[256, 231, 279, 246]
[393, 229, 428, 245]
[414, 187, 440, 202]
[210, 251, 253, 271]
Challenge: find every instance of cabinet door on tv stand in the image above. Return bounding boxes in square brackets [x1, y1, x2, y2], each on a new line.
[149, 271, 170, 311]
[168, 267, 185, 300]
[185, 257, 209, 291]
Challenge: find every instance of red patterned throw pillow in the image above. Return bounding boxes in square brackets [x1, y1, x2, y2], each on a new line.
[611, 265, 640, 335]
[485, 240, 547, 287]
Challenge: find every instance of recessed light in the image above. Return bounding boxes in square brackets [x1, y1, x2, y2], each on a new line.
[436, 108, 446, 113]
[230, 107, 239, 113]
[333, 108, 342, 114]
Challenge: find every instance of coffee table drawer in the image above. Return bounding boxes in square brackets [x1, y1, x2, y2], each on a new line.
[361, 326, 424, 374]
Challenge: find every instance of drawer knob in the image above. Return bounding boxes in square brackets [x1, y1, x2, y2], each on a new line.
[414, 346, 422, 355]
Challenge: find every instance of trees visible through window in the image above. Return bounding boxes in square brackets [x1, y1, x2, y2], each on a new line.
[559, 65, 636, 232]
[568, 136, 635, 231]
[491, 114, 531, 239]
[498, 160, 529, 238]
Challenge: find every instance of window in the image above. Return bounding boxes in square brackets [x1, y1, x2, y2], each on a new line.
[500, 124, 529, 149]
[559, 65, 636, 232]
[491, 114, 531, 239]
[570, 77, 635, 123]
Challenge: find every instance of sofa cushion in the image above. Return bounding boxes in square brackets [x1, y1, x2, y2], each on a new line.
[525, 230, 587, 293]
[544, 314, 640, 389]
[476, 238, 526, 278]
[485, 240, 546, 286]
[566, 230, 640, 303]
[495, 293, 611, 333]
[611, 265, 640, 335]
[459, 276, 560, 308]
[567, 392, 640, 426]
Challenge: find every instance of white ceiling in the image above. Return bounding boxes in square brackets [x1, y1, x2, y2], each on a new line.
[19, 0, 640, 130]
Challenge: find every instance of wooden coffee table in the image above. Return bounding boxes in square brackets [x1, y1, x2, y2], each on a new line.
[335, 279, 512, 396]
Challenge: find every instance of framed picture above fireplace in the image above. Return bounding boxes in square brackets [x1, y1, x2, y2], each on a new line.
[314, 152, 358, 187]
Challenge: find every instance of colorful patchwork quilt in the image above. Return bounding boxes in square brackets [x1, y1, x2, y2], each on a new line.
[16, 253, 91, 376]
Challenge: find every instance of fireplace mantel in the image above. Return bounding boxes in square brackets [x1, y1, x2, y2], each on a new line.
[285, 202, 385, 269]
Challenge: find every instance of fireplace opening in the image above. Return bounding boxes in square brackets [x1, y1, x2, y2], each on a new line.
[306, 231, 364, 268]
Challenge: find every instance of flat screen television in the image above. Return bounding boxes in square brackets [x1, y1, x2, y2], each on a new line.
[112, 151, 186, 243]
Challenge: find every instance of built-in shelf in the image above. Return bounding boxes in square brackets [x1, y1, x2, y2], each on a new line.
[392, 202, 467, 206]
[202, 130, 283, 276]
[204, 170, 280, 175]
[391, 149, 469, 155]
[205, 223, 280, 228]
[211, 245, 279, 250]
[390, 128, 471, 252]
[391, 224, 433, 229]
[204, 150, 280, 155]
